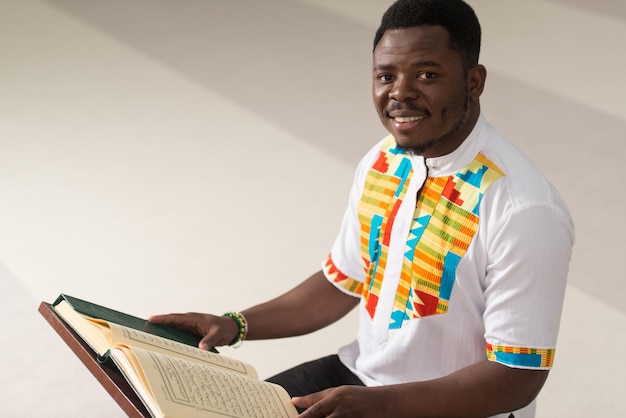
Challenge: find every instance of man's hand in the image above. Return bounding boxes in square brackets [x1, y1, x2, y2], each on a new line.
[293, 361, 549, 417]
[147, 270, 357, 351]
[293, 386, 390, 418]
[148, 312, 238, 350]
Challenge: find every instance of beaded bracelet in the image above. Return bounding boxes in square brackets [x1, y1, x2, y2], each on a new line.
[223, 311, 248, 348]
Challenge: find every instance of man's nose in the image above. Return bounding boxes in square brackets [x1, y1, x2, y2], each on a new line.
[389, 76, 418, 102]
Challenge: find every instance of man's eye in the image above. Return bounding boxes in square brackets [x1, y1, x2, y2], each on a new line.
[418, 72, 437, 80]
[377, 74, 393, 83]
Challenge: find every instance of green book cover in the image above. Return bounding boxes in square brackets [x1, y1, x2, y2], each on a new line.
[52, 294, 218, 353]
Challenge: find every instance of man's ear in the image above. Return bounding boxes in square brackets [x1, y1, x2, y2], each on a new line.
[468, 64, 487, 100]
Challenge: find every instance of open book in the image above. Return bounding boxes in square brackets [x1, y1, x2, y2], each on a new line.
[51, 295, 298, 418]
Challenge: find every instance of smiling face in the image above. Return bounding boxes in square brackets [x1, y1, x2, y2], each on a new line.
[373, 25, 485, 158]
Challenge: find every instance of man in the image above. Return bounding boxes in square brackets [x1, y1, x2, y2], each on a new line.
[150, 0, 574, 416]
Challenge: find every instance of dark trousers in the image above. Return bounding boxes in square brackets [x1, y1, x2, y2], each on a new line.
[265, 354, 365, 398]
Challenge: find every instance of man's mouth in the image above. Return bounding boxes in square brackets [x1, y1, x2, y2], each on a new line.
[393, 115, 429, 123]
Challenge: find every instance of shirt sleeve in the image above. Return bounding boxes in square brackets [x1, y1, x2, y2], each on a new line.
[482, 191, 575, 369]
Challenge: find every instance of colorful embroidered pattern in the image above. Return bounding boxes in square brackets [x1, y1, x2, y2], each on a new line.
[330, 136, 505, 329]
[324, 254, 363, 295]
[390, 152, 505, 328]
[486, 343, 555, 368]
[357, 137, 412, 319]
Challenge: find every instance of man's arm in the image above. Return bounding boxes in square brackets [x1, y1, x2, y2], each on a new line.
[149, 270, 358, 350]
[242, 269, 359, 339]
[294, 360, 548, 418]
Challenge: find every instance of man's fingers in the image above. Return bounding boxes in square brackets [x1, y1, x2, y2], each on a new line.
[148, 313, 239, 349]
[292, 390, 330, 417]
[147, 314, 171, 324]
[148, 313, 187, 325]
[148, 313, 202, 334]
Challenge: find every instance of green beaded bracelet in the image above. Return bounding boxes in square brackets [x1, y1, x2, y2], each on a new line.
[223, 311, 248, 348]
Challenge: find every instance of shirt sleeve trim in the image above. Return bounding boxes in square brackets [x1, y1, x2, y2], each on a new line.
[323, 253, 363, 297]
[486, 343, 555, 369]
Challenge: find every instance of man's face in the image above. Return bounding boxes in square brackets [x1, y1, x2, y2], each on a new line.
[372, 25, 483, 158]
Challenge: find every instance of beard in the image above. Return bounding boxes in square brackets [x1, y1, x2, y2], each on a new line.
[398, 87, 471, 156]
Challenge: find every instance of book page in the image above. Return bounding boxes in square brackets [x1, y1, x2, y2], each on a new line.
[112, 346, 298, 418]
[108, 323, 257, 378]
[53, 299, 113, 355]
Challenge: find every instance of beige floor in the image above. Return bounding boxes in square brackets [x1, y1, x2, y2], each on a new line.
[1, 0, 625, 416]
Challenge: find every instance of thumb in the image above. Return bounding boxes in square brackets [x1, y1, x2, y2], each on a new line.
[198, 334, 215, 351]
[292, 391, 323, 409]
[198, 317, 239, 350]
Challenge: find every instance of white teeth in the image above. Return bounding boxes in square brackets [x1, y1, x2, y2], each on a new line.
[394, 115, 427, 122]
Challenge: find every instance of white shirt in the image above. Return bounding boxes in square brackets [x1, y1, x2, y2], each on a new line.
[322, 115, 574, 418]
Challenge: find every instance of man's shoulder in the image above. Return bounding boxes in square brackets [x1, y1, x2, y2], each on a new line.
[479, 124, 569, 215]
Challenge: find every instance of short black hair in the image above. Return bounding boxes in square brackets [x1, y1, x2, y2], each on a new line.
[373, 0, 481, 70]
